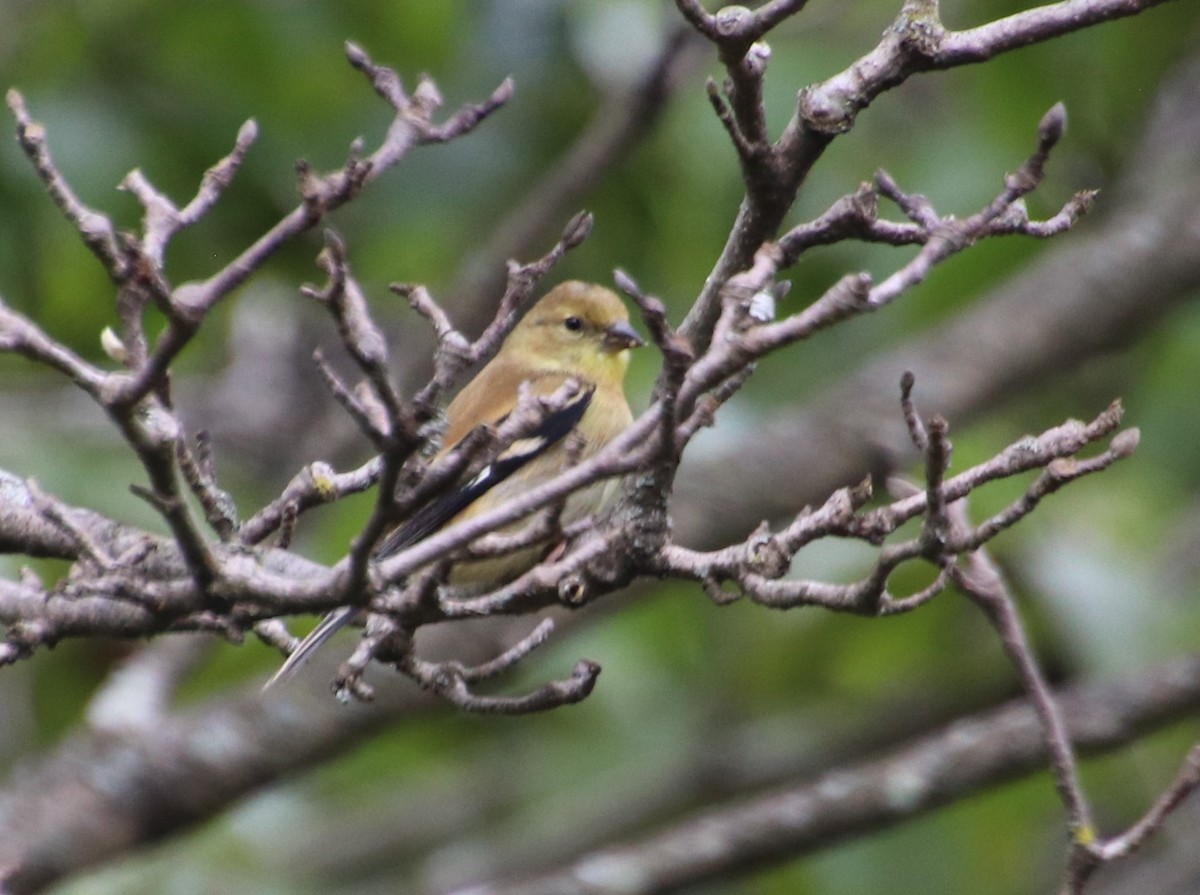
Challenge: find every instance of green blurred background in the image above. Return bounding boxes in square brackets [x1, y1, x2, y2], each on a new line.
[1, 1, 1199, 893]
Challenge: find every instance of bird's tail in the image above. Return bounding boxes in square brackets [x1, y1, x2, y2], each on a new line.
[262, 606, 356, 690]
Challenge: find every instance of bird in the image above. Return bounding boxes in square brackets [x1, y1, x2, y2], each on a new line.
[265, 281, 644, 687]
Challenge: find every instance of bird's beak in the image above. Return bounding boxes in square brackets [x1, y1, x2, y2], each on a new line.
[603, 321, 645, 353]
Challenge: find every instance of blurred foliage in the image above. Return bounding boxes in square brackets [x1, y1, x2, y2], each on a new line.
[2, 1, 1200, 893]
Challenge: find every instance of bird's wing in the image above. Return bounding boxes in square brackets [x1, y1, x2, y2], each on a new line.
[375, 379, 593, 559]
[264, 374, 592, 690]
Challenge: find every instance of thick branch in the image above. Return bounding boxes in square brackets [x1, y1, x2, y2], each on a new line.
[464, 653, 1200, 895]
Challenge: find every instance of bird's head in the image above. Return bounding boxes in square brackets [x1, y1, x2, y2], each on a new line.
[507, 281, 645, 382]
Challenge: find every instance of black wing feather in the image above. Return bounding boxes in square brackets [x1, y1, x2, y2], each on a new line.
[375, 387, 593, 559]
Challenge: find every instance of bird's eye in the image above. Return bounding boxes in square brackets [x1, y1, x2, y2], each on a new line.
[563, 316, 583, 332]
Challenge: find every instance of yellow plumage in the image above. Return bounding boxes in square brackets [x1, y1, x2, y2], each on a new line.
[431, 280, 640, 581]
[266, 281, 642, 686]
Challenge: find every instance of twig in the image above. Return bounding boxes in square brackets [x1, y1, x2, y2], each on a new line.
[240, 459, 379, 546]
[120, 118, 258, 267]
[304, 230, 414, 442]
[403, 651, 600, 715]
[1094, 742, 1200, 859]
[656, 401, 1136, 616]
[103, 44, 512, 411]
[899, 370, 927, 450]
[404, 211, 596, 418]
[681, 0, 1161, 350]
[6, 90, 125, 278]
[950, 534, 1096, 845]
[175, 434, 239, 540]
[447, 26, 697, 317]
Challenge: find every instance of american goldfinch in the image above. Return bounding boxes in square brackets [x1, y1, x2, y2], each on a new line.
[267, 281, 643, 686]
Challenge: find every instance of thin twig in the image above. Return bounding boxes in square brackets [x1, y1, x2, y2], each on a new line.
[949, 525, 1096, 845]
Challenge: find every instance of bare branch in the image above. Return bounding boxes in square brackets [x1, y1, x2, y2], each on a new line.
[403, 651, 601, 715]
[304, 230, 414, 442]
[175, 434, 239, 541]
[408, 211, 597, 416]
[120, 118, 258, 266]
[675, 0, 811, 48]
[0, 299, 108, 396]
[448, 27, 697, 316]
[103, 45, 513, 412]
[6, 89, 125, 277]
[1092, 742, 1200, 861]
[464, 653, 1200, 895]
[240, 459, 379, 547]
[950, 531, 1097, 845]
[656, 401, 1134, 616]
[682, 0, 1164, 350]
